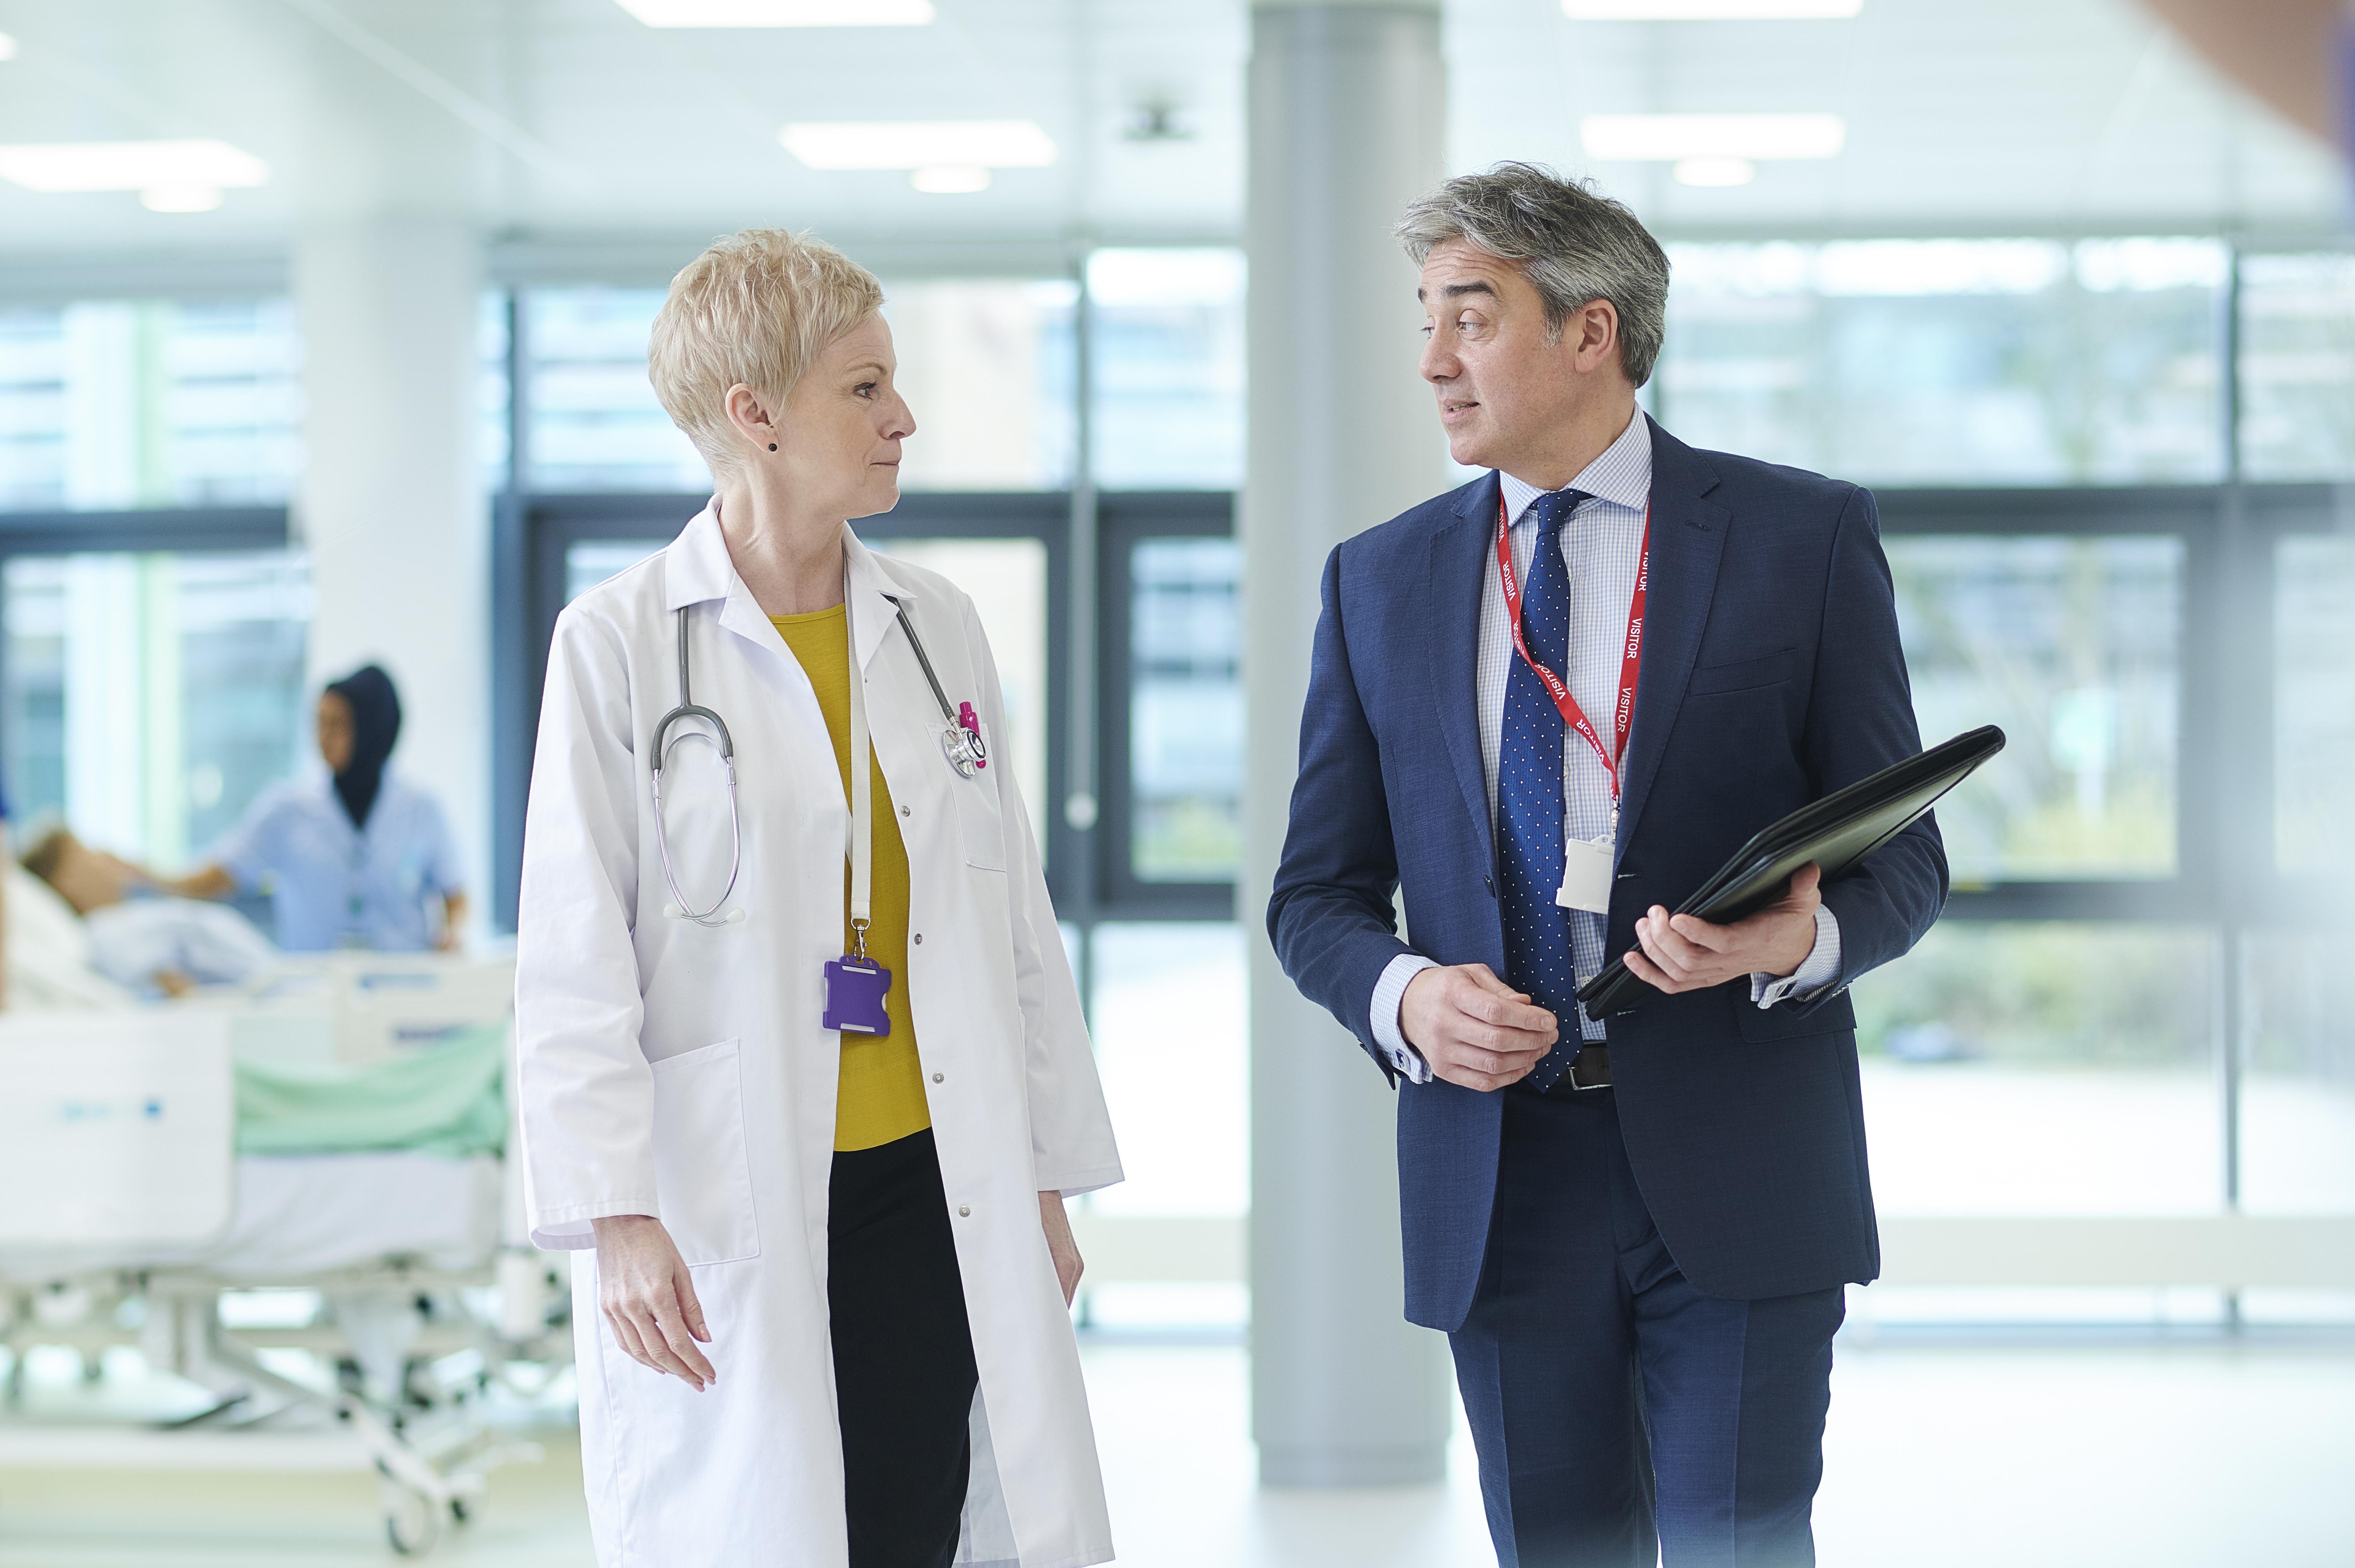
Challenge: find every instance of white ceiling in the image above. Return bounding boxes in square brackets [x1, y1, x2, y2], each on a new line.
[0, 0, 2341, 281]
[1448, 0, 2348, 235]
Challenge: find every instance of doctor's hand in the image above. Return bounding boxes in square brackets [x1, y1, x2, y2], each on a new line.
[1624, 863, 1822, 996]
[591, 1214, 715, 1391]
[1400, 964, 1557, 1092]
[1038, 1192, 1084, 1307]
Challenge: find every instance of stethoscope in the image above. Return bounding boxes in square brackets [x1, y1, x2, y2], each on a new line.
[649, 582, 989, 927]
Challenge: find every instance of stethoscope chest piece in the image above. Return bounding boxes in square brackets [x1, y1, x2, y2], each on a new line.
[884, 592, 990, 780]
[650, 605, 746, 927]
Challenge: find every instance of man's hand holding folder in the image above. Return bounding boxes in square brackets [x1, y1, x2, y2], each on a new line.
[1624, 862, 1824, 996]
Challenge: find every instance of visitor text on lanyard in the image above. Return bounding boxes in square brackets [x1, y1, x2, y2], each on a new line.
[1495, 493, 1650, 914]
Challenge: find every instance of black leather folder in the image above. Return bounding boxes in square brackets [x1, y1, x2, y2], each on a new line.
[1574, 724, 2006, 1020]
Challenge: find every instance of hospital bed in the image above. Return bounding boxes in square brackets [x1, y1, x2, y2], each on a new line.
[0, 956, 565, 1556]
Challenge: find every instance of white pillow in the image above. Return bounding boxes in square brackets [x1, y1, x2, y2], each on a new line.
[4, 862, 137, 1012]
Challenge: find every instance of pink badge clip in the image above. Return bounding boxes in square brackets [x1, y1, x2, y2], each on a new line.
[956, 701, 987, 768]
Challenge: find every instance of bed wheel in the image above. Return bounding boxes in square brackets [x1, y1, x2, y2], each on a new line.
[381, 1476, 442, 1556]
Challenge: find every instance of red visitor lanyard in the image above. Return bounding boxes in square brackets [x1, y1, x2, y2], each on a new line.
[1496, 493, 1650, 802]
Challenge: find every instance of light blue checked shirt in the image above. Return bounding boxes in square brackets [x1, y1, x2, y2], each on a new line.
[1370, 410, 1840, 1084]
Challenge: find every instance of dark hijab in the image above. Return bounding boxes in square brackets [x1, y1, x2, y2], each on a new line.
[325, 664, 402, 830]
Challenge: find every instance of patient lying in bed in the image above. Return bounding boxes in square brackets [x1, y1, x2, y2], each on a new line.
[15, 827, 277, 1000]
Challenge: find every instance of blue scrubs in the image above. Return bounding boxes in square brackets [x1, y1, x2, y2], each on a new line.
[211, 775, 461, 952]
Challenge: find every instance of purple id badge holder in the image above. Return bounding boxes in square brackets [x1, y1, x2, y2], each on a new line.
[823, 952, 892, 1036]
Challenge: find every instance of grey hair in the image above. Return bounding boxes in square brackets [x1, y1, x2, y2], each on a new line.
[1395, 162, 1670, 388]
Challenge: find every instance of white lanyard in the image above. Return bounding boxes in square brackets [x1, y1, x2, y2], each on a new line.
[843, 567, 874, 959]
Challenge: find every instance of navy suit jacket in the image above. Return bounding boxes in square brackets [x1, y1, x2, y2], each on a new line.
[1266, 418, 1947, 1331]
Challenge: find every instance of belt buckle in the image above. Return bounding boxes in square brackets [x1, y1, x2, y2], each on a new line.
[1566, 1044, 1612, 1092]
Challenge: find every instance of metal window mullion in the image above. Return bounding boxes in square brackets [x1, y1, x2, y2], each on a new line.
[1066, 255, 1101, 1011]
[506, 289, 531, 496]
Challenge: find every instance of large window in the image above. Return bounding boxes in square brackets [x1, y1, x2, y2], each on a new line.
[2275, 535, 2355, 877]
[0, 294, 304, 871]
[0, 299, 299, 512]
[1088, 249, 1246, 491]
[2242, 934, 2355, 1217]
[1117, 529, 1241, 889]
[3, 550, 309, 866]
[1659, 238, 2226, 486]
[1891, 533, 2182, 882]
[2239, 253, 2355, 483]
[1854, 922, 2221, 1216]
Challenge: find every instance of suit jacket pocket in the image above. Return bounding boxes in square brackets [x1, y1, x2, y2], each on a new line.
[648, 1039, 760, 1266]
[1733, 985, 1857, 1043]
[1689, 647, 1803, 697]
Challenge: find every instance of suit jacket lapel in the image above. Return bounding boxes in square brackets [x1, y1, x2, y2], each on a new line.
[1616, 419, 1730, 856]
[1429, 473, 1499, 851]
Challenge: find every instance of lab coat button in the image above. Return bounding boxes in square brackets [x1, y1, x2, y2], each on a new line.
[914, 933, 923, 945]
[901, 805, 911, 817]
[957, 1205, 971, 1218]
[933, 1072, 944, 1083]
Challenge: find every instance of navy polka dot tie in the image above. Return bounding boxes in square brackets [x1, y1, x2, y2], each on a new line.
[1498, 488, 1590, 1093]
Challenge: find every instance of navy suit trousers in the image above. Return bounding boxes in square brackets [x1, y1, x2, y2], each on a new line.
[1450, 1083, 1844, 1568]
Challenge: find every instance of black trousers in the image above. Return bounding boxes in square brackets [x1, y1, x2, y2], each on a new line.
[1450, 1084, 1845, 1568]
[829, 1127, 979, 1568]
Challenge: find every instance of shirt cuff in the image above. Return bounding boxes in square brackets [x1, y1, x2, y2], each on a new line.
[1370, 953, 1439, 1084]
[1751, 904, 1842, 1008]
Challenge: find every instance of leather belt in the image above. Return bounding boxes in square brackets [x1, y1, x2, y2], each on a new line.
[1564, 1044, 1612, 1092]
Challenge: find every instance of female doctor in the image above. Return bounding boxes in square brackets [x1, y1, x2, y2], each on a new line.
[514, 228, 1122, 1568]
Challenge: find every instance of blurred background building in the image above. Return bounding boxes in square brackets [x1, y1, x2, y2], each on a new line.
[0, 0, 2349, 1564]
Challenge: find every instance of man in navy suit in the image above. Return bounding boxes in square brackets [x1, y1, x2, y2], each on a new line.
[1267, 164, 1947, 1566]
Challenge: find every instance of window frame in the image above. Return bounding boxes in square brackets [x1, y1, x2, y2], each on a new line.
[1095, 491, 1238, 920]
[0, 506, 296, 882]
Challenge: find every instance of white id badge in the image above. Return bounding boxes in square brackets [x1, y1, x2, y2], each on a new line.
[1555, 835, 1614, 914]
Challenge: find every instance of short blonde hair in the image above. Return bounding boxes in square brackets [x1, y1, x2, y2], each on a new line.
[648, 228, 884, 477]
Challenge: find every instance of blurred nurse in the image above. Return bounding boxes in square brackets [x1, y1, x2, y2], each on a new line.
[169, 665, 467, 952]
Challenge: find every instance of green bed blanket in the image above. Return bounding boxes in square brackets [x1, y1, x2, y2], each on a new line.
[233, 1023, 508, 1158]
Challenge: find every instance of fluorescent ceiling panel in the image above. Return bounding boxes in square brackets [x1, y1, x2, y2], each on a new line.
[141, 186, 224, 213]
[910, 165, 991, 193]
[1673, 156, 1756, 186]
[0, 139, 268, 193]
[616, 0, 934, 24]
[1581, 114, 1844, 161]
[1563, 0, 1860, 17]
[0, 32, 19, 61]
[780, 120, 1056, 170]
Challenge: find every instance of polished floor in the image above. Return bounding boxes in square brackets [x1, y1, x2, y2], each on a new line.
[1, 1338, 2350, 1566]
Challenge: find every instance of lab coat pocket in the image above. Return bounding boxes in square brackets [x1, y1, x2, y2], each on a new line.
[933, 722, 1008, 872]
[647, 1039, 760, 1266]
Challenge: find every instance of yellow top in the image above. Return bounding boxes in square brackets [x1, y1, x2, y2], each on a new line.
[771, 605, 931, 1153]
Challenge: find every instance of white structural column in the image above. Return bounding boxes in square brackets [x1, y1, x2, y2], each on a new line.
[294, 218, 488, 935]
[1244, 0, 1455, 1487]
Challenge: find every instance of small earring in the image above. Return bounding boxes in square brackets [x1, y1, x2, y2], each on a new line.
[768, 443, 778, 452]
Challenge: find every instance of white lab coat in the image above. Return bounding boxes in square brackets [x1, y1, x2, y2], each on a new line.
[515, 503, 1122, 1568]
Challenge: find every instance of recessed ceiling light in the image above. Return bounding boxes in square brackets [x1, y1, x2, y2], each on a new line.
[1673, 156, 1757, 186]
[140, 185, 225, 213]
[1564, 0, 1860, 17]
[0, 139, 269, 193]
[615, 0, 933, 24]
[910, 164, 990, 194]
[0, 32, 19, 61]
[1581, 114, 1844, 162]
[780, 120, 1055, 171]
